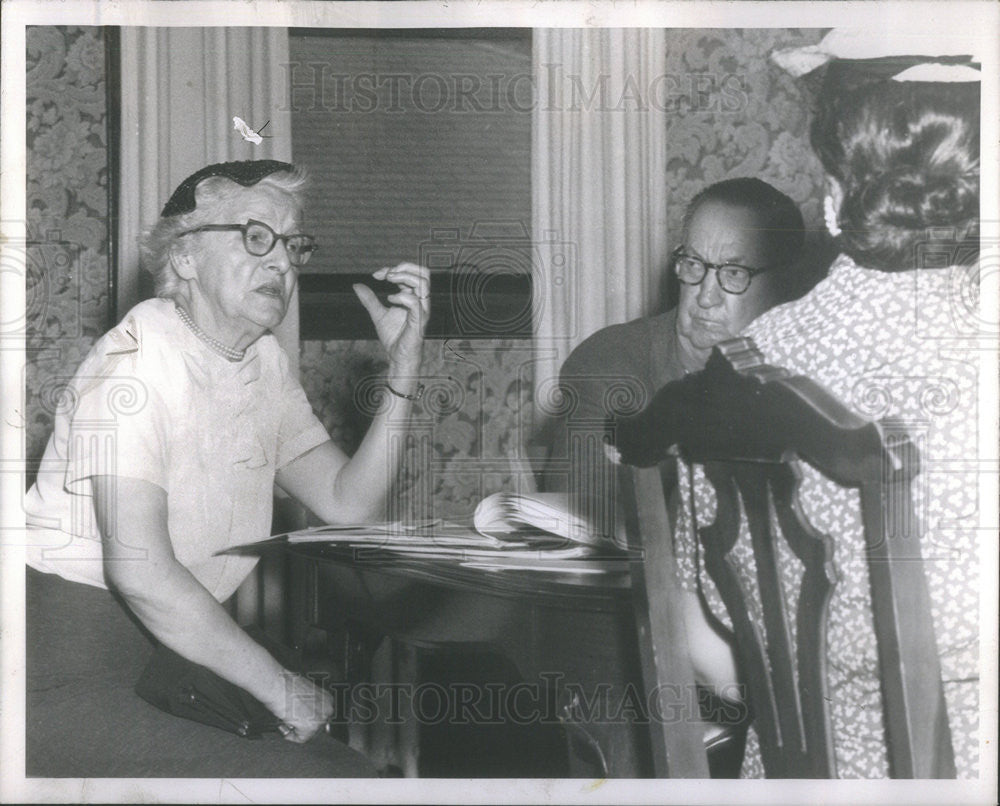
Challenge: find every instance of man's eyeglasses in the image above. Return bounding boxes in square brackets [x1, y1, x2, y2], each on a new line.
[671, 247, 773, 295]
[178, 219, 318, 267]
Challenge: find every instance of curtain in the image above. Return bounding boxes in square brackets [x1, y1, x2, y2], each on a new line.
[118, 27, 298, 372]
[531, 28, 668, 389]
[118, 27, 296, 629]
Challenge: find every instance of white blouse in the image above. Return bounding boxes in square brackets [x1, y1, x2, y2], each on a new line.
[25, 298, 330, 602]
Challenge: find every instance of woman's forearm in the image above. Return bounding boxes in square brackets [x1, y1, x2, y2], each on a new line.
[93, 475, 287, 706]
[96, 476, 333, 740]
[107, 555, 292, 714]
[328, 358, 422, 521]
[274, 355, 426, 524]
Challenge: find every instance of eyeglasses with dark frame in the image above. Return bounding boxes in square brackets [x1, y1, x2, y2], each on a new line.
[178, 219, 318, 267]
[671, 246, 775, 295]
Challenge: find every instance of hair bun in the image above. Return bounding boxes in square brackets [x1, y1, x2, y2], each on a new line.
[812, 78, 979, 271]
[859, 169, 977, 230]
[915, 171, 979, 226]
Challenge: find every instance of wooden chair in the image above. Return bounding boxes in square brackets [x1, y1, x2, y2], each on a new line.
[616, 339, 956, 778]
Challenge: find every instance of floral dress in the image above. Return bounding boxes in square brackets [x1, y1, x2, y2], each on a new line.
[675, 255, 981, 777]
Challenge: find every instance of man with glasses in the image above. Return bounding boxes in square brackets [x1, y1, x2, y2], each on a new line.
[541, 177, 805, 502]
[671, 178, 805, 373]
[535, 177, 805, 776]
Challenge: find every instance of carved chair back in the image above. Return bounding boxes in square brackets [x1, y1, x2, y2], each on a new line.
[617, 340, 955, 778]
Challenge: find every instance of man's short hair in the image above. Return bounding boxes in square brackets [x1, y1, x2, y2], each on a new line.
[683, 177, 805, 270]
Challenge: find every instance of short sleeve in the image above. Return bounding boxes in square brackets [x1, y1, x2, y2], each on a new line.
[274, 350, 330, 469]
[63, 351, 170, 492]
[559, 325, 651, 424]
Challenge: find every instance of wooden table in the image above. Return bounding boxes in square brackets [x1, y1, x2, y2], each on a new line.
[284, 543, 656, 777]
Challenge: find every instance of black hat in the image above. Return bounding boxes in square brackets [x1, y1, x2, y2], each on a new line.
[160, 160, 297, 218]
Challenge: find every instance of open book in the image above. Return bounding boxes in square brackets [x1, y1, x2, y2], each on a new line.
[221, 493, 627, 571]
[472, 492, 606, 548]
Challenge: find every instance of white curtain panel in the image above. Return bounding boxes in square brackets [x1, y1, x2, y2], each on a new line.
[118, 27, 296, 628]
[531, 28, 668, 388]
[118, 27, 298, 371]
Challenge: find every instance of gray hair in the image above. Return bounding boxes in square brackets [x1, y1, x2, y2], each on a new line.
[139, 165, 310, 299]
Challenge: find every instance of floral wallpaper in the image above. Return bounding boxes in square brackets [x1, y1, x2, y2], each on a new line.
[25, 26, 110, 480]
[300, 339, 541, 522]
[663, 28, 826, 234]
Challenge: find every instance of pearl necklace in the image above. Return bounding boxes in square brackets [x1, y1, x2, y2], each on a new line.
[174, 304, 246, 362]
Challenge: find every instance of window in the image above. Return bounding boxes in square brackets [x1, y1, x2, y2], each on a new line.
[288, 29, 533, 339]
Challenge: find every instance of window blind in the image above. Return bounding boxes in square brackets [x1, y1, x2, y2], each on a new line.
[289, 30, 532, 277]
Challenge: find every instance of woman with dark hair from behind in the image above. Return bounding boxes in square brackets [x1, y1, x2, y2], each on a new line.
[626, 32, 983, 777]
[812, 71, 979, 271]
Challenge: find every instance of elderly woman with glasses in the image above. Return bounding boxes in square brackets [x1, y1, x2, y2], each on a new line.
[24, 160, 428, 776]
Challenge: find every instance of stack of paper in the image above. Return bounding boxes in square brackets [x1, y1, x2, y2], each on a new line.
[221, 516, 631, 574]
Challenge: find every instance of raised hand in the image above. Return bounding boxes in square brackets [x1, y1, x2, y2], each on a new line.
[353, 262, 429, 375]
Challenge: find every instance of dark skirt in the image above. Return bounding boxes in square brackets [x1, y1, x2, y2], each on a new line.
[26, 566, 375, 777]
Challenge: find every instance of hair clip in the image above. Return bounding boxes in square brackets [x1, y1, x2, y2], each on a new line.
[233, 117, 272, 145]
